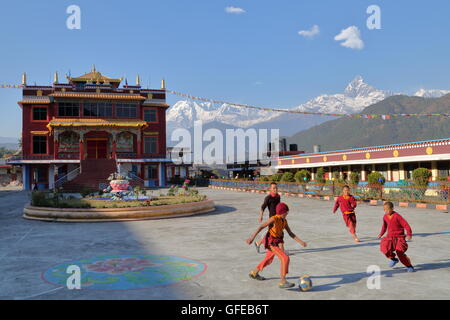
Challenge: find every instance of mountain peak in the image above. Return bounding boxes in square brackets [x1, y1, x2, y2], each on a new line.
[344, 76, 378, 98]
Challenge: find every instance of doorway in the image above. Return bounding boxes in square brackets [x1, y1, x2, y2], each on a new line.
[86, 139, 108, 159]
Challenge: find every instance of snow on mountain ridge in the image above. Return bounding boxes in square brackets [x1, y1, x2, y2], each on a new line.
[414, 89, 450, 98]
[167, 77, 447, 135]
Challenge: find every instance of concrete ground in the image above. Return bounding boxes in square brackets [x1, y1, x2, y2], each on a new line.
[0, 187, 449, 300]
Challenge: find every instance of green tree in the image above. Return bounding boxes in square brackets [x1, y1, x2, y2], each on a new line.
[294, 169, 311, 183]
[412, 168, 432, 186]
[367, 171, 386, 185]
[349, 171, 360, 186]
[316, 168, 326, 184]
[270, 173, 283, 182]
[280, 172, 295, 182]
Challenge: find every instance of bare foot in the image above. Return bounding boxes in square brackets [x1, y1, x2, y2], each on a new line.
[353, 237, 361, 243]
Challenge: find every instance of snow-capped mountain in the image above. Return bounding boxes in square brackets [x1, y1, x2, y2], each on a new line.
[167, 101, 276, 129]
[414, 88, 450, 98]
[292, 76, 393, 115]
[167, 76, 394, 136]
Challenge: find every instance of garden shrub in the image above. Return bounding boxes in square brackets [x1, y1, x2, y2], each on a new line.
[270, 173, 283, 182]
[316, 168, 326, 184]
[412, 168, 432, 186]
[280, 172, 295, 182]
[349, 171, 360, 186]
[294, 170, 311, 183]
[367, 171, 386, 185]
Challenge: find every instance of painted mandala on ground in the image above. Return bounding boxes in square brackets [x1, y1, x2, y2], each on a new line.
[43, 254, 207, 290]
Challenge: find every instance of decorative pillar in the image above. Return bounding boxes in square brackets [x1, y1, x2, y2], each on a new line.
[137, 131, 142, 156]
[79, 131, 85, 160]
[112, 140, 117, 159]
[53, 130, 59, 159]
[361, 165, 366, 181]
[48, 165, 55, 189]
[22, 165, 30, 191]
[387, 163, 392, 181]
[399, 163, 405, 180]
[431, 161, 438, 181]
[139, 164, 144, 179]
[158, 163, 166, 187]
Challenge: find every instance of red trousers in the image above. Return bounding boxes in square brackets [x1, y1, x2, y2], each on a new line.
[256, 245, 289, 277]
[380, 236, 412, 267]
[342, 213, 357, 235]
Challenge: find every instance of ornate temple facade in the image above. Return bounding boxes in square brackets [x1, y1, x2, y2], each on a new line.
[9, 67, 172, 190]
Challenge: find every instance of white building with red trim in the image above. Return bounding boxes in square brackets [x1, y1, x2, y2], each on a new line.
[276, 138, 450, 182]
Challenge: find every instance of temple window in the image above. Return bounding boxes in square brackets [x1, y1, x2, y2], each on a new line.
[143, 109, 157, 122]
[58, 101, 80, 117]
[84, 102, 113, 117]
[116, 103, 137, 118]
[32, 135, 47, 154]
[32, 107, 47, 121]
[144, 136, 158, 154]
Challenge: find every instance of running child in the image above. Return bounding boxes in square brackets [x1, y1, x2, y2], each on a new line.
[333, 185, 360, 242]
[254, 182, 281, 253]
[246, 202, 307, 288]
[377, 201, 415, 272]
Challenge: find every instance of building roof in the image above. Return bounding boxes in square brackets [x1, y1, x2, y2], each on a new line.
[68, 67, 122, 84]
[47, 118, 148, 130]
[276, 138, 450, 169]
[142, 99, 170, 107]
[18, 96, 52, 104]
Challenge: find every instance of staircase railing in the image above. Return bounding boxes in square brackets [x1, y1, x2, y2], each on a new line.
[127, 172, 145, 185]
[55, 166, 81, 188]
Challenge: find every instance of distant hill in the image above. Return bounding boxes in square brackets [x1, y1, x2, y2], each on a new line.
[288, 94, 450, 152]
[0, 137, 19, 151]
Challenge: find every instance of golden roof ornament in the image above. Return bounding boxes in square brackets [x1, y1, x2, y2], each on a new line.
[53, 72, 59, 84]
[136, 75, 141, 86]
[22, 72, 27, 85]
[161, 78, 166, 89]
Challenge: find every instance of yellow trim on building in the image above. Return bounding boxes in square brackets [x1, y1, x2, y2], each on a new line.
[47, 118, 148, 130]
[49, 92, 145, 100]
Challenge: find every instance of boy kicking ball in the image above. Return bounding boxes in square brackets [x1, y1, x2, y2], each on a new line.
[246, 203, 307, 288]
[333, 185, 360, 242]
[378, 201, 415, 272]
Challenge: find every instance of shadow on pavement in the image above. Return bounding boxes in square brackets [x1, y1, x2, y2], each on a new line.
[293, 260, 450, 292]
[287, 240, 380, 255]
[196, 205, 237, 217]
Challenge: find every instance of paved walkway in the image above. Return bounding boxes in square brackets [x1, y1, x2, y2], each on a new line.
[0, 188, 449, 299]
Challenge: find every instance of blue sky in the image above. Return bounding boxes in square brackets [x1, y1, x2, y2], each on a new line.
[1, 0, 450, 138]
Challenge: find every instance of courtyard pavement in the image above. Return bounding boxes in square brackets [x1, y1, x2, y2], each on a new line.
[0, 187, 449, 300]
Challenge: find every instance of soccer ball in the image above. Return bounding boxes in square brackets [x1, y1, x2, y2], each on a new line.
[298, 274, 313, 292]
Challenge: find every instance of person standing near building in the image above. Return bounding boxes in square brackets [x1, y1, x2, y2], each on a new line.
[333, 185, 360, 242]
[254, 182, 281, 253]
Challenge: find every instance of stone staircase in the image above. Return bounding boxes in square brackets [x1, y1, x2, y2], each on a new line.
[61, 159, 117, 192]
